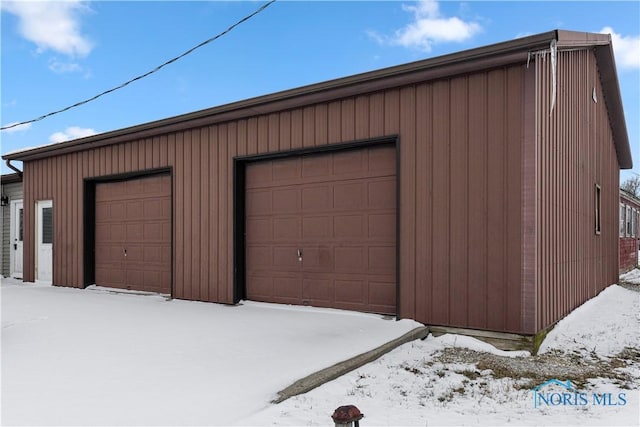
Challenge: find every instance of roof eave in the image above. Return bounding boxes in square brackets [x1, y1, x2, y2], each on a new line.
[593, 43, 632, 169]
[1, 173, 23, 185]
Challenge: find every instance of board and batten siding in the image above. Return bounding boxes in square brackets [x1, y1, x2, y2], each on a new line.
[21, 63, 527, 333]
[533, 49, 619, 332]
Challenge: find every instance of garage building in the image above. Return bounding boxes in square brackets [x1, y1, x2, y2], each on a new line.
[3, 30, 632, 344]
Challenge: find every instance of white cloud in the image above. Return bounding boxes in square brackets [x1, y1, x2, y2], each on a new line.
[600, 27, 640, 70]
[48, 59, 83, 74]
[49, 126, 97, 143]
[369, 0, 481, 52]
[1, 122, 32, 133]
[1, 1, 93, 57]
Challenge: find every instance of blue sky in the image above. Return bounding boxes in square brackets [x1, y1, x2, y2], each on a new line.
[1, 1, 639, 179]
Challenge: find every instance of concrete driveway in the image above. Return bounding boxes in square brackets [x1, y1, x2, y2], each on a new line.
[1, 278, 420, 426]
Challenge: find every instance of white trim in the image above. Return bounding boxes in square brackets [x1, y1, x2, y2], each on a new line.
[35, 200, 53, 283]
[9, 199, 24, 278]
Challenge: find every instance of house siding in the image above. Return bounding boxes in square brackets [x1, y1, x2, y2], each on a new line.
[619, 192, 640, 273]
[1, 181, 23, 277]
[534, 48, 619, 332]
[20, 63, 527, 333]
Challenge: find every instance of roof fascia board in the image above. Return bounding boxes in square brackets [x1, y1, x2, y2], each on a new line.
[594, 43, 632, 169]
[621, 189, 640, 206]
[0, 173, 23, 185]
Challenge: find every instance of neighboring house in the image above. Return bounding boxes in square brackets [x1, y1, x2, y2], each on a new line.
[619, 189, 640, 273]
[1, 30, 632, 349]
[1, 173, 24, 279]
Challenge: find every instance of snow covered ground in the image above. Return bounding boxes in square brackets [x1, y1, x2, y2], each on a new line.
[241, 283, 640, 426]
[0, 278, 420, 426]
[2, 276, 639, 426]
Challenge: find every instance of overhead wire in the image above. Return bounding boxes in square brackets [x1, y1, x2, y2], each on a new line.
[1, 0, 277, 131]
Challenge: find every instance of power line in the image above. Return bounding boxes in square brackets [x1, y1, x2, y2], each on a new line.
[1, 0, 276, 131]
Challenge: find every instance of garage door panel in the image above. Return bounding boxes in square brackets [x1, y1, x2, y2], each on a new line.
[143, 246, 164, 263]
[95, 244, 120, 263]
[142, 222, 166, 241]
[126, 223, 143, 241]
[301, 246, 333, 270]
[334, 279, 365, 303]
[126, 270, 144, 288]
[246, 275, 273, 299]
[95, 202, 109, 222]
[124, 246, 143, 262]
[246, 190, 271, 214]
[333, 183, 364, 210]
[126, 200, 144, 220]
[110, 224, 126, 241]
[302, 186, 331, 212]
[333, 150, 364, 175]
[246, 161, 272, 188]
[273, 217, 301, 240]
[273, 276, 301, 299]
[246, 245, 271, 269]
[272, 158, 301, 181]
[368, 246, 395, 273]
[302, 155, 330, 178]
[143, 199, 164, 218]
[334, 215, 365, 239]
[110, 202, 126, 220]
[334, 246, 364, 272]
[246, 145, 396, 315]
[162, 199, 171, 217]
[95, 174, 171, 294]
[162, 222, 171, 241]
[302, 216, 331, 239]
[272, 188, 300, 213]
[143, 271, 162, 290]
[143, 177, 165, 194]
[302, 278, 332, 302]
[273, 246, 301, 269]
[247, 218, 271, 242]
[368, 145, 396, 172]
[96, 267, 124, 287]
[95, 224, 110, 242]
[369, 280, 396, 306]
[368, 179, 396, 208]
[368, 214, 396, 240]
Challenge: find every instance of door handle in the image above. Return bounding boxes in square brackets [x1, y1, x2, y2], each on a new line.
[13, 243, 17, 250]
[297, 249, 302, 262]
[124, 248, 127, 257]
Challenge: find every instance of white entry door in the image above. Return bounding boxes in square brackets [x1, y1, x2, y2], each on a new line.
[9, 200, 23, 278]
[36, 200, 53, 282]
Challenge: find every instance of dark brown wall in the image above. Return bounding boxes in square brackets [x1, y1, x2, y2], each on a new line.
[23, 64, 527, 333]
[533, 49, 619, 332]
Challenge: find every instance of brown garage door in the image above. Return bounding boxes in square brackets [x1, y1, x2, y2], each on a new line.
[95, 174, 171, 294]
[246, 145, 396, 314]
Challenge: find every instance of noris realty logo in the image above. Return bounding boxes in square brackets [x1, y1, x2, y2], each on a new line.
[533, 379, 627, 408]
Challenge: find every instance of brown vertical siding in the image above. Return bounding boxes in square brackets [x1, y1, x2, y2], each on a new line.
[534, 49, 619, 331]
[521, 66, 537, 334]
[467, 74, 488, 329]
[449, 77, 468, 327]
[399, 86, 417, 320]
[21, 64, 527, 333]
[414, 84, 431, 323]
[431, 80, 450, 326]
